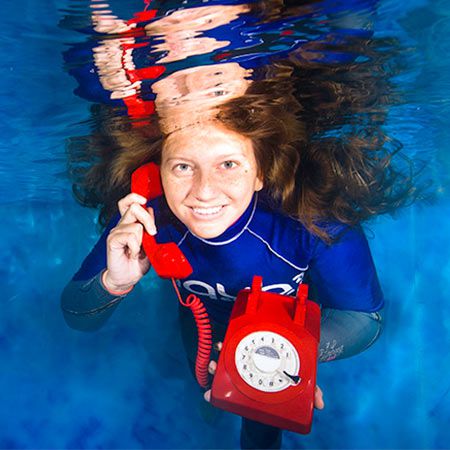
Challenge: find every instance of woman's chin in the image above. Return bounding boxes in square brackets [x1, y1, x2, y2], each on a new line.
[188, 223, 227, 239]
[183, 206, 233, 239]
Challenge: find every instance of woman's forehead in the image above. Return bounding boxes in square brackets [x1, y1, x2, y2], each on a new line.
[162, 124, 254, 160]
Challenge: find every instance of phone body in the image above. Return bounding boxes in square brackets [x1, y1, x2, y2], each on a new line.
[211, 276, 321, 434]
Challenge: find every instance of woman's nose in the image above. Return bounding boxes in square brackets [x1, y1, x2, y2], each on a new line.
[191, 170, 218, 201]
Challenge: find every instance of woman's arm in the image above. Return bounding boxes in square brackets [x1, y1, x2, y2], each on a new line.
[308, 224, 385, 361]
[61, 193, 156, 331]
[60, 211, 127, 331]
[308, 224, 384, 312]
[61, 270, 130, 332]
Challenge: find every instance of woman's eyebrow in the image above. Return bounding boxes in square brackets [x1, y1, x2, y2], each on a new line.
[165, 157, 195, 163]
[165, 153, 245, 163]
[213, 153, 245, 160]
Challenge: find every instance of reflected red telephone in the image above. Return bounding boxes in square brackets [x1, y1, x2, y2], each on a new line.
[211, 276, 321, 434]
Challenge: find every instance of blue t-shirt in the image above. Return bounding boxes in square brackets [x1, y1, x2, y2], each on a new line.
[73, 193, 384, 324]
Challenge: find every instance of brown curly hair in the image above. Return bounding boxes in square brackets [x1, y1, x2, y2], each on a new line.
[68, 41, 417, 241]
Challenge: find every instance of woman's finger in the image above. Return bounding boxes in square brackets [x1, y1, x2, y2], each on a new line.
[107, 228, 142, 259]
[109, 222, 144, 253]
[146, 207, 156, 235]
[119, 203, 157, 236]
[208, 360, 217, 375]
[203, 389, 211, 402]
[118, 193, 147, 216]
[314, 385, 325, 410]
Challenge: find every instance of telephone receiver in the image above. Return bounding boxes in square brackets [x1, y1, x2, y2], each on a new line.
[131, 163, 212, 389]
[130, 162, 193, 279]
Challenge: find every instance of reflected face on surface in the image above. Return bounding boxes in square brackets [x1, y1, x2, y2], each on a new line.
[152, 35, 229, 63]
[146, 4, 249, 64]
[160, 124, 263, 239]
[153, 63, 253, 135]
[153, 63, 252, 110]
[145, 5, 249, 34]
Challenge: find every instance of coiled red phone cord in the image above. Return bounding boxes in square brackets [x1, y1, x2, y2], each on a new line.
[171, 278, 213, 389]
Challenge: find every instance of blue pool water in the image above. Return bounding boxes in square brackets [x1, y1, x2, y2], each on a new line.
[1, 0, 450, 448]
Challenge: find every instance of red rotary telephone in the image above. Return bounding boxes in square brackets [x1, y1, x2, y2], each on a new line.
[211, 276, 321, 434]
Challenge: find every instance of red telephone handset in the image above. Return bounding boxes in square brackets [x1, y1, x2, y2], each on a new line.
[131, 162, 212, 388]
[211, 276, 321, 434]
[131, 162, 193, 279]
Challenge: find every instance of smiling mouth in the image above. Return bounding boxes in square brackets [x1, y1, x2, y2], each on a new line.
[190, 205, 224, 217]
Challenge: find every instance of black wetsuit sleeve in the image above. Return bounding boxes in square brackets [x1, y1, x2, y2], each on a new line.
[61, 270, 128, 331]
[61, 213, 128, 331]
[61, 270, 130, 332]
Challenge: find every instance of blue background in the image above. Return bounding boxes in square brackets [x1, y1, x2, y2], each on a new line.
[1, 0, 449, 448]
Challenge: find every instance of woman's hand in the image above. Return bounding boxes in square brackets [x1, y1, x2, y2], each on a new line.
[314, 386, 324, 410]
[203, 341, 325, 410]
[102, 193, 157, 293]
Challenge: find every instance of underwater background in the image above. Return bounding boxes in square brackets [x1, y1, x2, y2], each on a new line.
[1, 0, 450, 448]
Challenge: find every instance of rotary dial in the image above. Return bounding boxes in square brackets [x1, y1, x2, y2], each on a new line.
[235, 331, 300, 392]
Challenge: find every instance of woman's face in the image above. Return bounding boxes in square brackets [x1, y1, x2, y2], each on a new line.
[160, 124, 263, 239]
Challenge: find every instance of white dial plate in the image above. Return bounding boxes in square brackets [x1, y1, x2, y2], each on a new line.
[235, 331, 300, 392]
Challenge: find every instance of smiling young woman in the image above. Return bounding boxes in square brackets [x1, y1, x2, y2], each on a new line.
[63, 59, 415, 449]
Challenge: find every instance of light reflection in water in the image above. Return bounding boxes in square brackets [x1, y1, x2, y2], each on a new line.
[65, 0, 382, 128]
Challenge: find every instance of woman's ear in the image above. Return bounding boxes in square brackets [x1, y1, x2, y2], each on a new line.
[255, 175, 264, 192]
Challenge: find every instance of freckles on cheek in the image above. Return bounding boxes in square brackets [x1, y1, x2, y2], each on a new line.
[225, 174, 243, 187]
[163, 175, 185, 198]
[170, 178, 189, 193]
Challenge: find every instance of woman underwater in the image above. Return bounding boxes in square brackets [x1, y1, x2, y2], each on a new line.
[60, 46, 419, 445]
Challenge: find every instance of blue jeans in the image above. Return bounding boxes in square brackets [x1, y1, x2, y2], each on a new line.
[178, 306, 384, 449]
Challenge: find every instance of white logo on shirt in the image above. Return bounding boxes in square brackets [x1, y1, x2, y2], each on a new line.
[181, 272, 305, 302]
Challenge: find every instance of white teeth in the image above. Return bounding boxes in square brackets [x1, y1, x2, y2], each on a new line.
[192, 206, 222, 215]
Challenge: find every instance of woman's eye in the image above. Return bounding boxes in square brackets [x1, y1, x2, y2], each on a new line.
[174, 163, 192, 173]
[222, 161, 237, 169]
